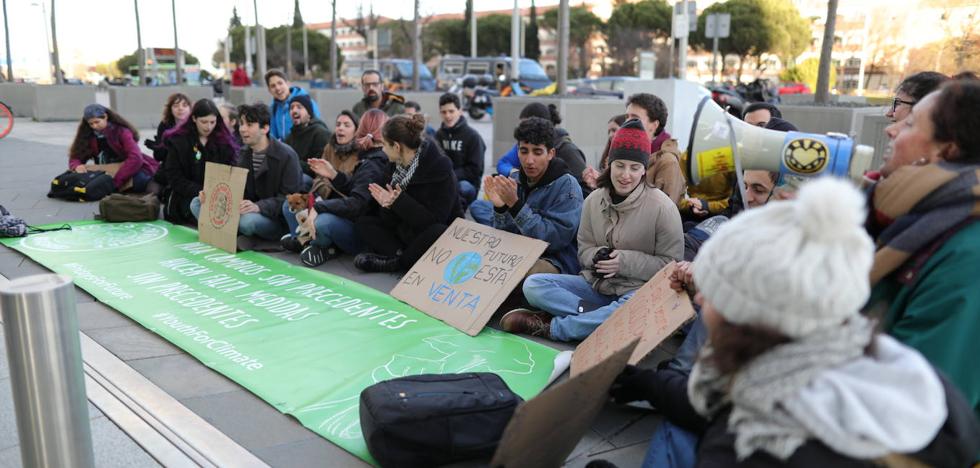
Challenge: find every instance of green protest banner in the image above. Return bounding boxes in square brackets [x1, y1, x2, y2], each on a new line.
[0, 221, 562, 464]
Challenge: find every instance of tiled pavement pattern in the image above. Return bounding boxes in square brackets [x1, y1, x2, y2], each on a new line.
[0, 118, 676, 467]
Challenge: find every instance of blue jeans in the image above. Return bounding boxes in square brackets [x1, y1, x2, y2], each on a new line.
[281, 200, 363, 254]
[190, 197, 286, 241]
[459, 180, 477, 207]
[523, 273, 635, 342]
[128, 169, 152, 193]
[667, 305, 707, 373]
[468, 199, 493, 226]
[642, 420, 698, 468]
[301, 173, 314, 192]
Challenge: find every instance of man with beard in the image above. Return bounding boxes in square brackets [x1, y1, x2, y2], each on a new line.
[284, 94, 332, 188]
[266, 69, 320, 141]
[351, 70, 405, 120]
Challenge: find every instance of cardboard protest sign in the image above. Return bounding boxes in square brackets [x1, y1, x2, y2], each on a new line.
[198, 162, 248, 254]
[490, 338, 640, 468]
[87, 163, 132, 191]
[571, 262, 696, 377]
[391, 218, 548, 336]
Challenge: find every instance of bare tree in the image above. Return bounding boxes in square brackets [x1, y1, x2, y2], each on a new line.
[815, 0, 838, 104]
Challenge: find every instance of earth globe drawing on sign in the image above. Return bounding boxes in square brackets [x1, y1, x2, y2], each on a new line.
[443, 252, 482, 284]
[20, 223, 169, 253]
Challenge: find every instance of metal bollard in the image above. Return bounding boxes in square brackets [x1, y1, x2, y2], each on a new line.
[1, 274, 95, 468]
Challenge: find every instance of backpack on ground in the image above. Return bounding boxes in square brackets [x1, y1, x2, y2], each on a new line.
[48, 170, 115, 201]
[359, 372, 523, 468]
[97, 193, 160, 222]
[0, 204, 27, 237]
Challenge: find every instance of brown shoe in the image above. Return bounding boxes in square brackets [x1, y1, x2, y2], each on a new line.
[500, 308, 553, 338]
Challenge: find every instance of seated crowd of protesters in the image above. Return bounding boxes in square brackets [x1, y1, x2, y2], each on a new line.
[57, 67, 980, 466]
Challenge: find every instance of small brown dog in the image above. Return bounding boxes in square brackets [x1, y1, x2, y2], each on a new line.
[285, 193, 313, 245]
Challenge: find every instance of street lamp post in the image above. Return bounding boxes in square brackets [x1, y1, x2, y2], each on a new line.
[171, 0, 182, 85]
[510, 0, 519, 82]
[50, 0, 62, 84]
[556, 0, 569, 96]
[30, 2, 52, 83]
[3, 0, 13, 81]
[330, 0, 337, 88]
[134, 0, 145, 86]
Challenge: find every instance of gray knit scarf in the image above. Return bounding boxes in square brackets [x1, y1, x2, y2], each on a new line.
[391, 142, 423, 188]
[687, 315, 875, 461]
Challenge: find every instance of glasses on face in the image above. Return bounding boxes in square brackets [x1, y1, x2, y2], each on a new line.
[362, 81, 382, 89]
[890, 97, 916, 112]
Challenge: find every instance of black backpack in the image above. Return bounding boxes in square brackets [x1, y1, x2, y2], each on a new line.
[360, 373, 523, 468]
[48, 170, 115, 201]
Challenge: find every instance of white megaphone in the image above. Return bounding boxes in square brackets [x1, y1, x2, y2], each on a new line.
[685, 96, 874, 185]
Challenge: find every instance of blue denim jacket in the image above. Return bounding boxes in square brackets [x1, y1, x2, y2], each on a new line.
[492, 169, 583, 274]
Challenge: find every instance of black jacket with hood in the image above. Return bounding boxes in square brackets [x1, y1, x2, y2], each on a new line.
[238, 138, 303, 220]
[313, 146, 387, 221]
[284, 118, 332, 176]
[435, 116, 486, 190]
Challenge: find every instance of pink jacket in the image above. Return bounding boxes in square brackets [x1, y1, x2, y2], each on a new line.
[69, 124, 159, 189]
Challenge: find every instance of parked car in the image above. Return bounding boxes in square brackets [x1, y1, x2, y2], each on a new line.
[436, 56, 551, 92]
[779, 82, 811, 95]
[340, 59, 436, 91]
[568, 76, 641, 98]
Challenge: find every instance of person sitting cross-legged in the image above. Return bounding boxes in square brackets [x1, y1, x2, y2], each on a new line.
[483, 117, 583, 278]
[500, 119, 684, 341]
[191, 103, 302, 242]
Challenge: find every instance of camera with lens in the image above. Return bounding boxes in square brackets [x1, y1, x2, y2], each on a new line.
[591, 247, 613, 271]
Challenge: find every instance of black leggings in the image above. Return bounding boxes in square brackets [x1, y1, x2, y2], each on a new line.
[355, 216, 448, 270]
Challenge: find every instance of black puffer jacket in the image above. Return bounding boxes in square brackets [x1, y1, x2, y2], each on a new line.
[313, 146, 387, 220]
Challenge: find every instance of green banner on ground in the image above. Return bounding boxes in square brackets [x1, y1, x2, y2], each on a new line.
[0, 221, 561, 464]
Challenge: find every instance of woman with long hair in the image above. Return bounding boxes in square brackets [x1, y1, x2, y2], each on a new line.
[145, 93, 191, 162]
[280, 110, 388, 267]
[68, 104, 159, 193]
[353, 113, 462, 273]
[501, 119, 683, 341]
[161, 99, 239, 223]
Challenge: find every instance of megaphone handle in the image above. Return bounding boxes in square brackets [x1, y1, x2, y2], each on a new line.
[729, 117, 750, 212]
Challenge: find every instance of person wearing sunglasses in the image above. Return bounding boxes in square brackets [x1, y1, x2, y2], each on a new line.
[885, 71, 949, 123]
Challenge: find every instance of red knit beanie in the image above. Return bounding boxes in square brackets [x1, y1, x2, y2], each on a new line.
[609, 119, 650, 166]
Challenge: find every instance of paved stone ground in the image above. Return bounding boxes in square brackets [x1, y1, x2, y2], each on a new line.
[0, 118, 672, 467]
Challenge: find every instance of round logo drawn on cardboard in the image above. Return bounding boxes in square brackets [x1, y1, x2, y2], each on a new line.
[443, 252, 482, 285]
[208, 183, 233, 229]
[783, 138, 829, 175]
[20, 223, 168, 253]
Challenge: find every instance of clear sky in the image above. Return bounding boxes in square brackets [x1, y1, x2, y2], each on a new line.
[0, 0, 562, 79]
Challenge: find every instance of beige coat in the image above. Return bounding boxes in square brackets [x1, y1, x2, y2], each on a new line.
[578, 183, 684, 296]
[646, 138, 686, 204]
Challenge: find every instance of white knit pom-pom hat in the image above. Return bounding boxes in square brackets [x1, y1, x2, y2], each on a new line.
[692, 177, 874, 338]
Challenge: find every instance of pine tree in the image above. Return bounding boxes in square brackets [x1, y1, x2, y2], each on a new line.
[229, 6, 242, 28]
[293, 0, 304, 27]
[525, 0, 540, 60]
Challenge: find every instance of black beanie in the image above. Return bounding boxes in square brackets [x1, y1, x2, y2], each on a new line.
[289, 94, 315, 118]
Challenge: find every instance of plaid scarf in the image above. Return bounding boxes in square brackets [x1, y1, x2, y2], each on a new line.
[391, 142, 423, 189]
[868, 161, 980, 285]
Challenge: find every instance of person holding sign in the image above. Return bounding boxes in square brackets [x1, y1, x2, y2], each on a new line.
[615, 178, 980, 467]
[68, 104, 159, 194]
[162, 99, 239, 224]
[191, 103, 302, 241]
[501, 119, 683, 341]
[354, 113, 463, 273]
[483, 116, 583, 277]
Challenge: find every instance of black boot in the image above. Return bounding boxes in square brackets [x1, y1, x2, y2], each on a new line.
[353, 252, 401, 273]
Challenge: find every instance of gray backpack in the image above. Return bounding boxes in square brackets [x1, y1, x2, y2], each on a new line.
[0, 204, 27, 237]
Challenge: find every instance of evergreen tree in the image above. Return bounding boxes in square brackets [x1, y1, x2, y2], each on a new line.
[229, 6, 242, 28]
[293, 0, 304, 27]
[525, 0, 541, 60]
